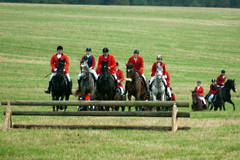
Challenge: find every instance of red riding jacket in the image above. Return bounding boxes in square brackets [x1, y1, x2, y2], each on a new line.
[97, 54, 116, 74]
[127, 56, 144, 75]
[50, 53, 70, 75]
[116, 69, 124, 88]
[151, 62, 166, 77]
[217, 75, 226, 87]
[194, 86, 204, 97]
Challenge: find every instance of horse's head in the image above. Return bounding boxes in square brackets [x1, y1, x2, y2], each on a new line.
[57, 59, 65, 77]
[156, 66, 163, 80]
[192, 90, 198, 104]
[101, 61, 109, 80]
[126, 63, 135, 81]
[80, 60, 89, 80]
[225, 79, 237, 92]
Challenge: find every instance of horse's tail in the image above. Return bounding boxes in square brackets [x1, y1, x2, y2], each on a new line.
[73, 90, 81, 97]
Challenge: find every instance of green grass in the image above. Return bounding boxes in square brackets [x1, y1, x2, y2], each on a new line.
[0, 3, 240, 159]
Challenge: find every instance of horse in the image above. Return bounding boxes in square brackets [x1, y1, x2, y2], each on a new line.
[151, 66, 165, 111]
[74, 60, 95, 111]
[125, 63, 147, 111]
[51, 59, 71, 111]
[97, 60, 117, 111]
[222, 79, 237, 110]
[206, 87, 224, 111]
[191, 90, 204, 111]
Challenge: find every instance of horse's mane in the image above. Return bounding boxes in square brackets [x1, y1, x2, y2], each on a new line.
[225, 79, 233, 86]
[126, 63, 134, 69]
[192, 90, 197, 94]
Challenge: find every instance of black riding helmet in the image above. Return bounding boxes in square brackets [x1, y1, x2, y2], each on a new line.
[116, 62, 119, 66]
[212, 79, 216, 82]
[103, 48, 109, 53]
[134, 49, 139, 54]
[86, 47, 91, 52]
[221, 70, 225, 73]
[57, 46, 63, 50]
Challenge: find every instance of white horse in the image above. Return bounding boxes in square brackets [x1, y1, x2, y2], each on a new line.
[151, 66, 165, 104]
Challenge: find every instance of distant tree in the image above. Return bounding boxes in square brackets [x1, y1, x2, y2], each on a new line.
[130, 0, 148, 5]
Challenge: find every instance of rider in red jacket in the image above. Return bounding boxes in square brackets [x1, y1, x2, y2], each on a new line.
[115, 62, 124, 95]
[208, 79, 218, 104]
[217, 70, 226, 88]
[126, 49, 149, 95]
[44, 46, 72, 94]
[194, 80, 207, 109]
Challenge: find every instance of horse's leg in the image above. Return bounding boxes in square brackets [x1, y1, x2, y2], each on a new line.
[135, 96, 139, 111]
[209, 103, 213, 111]
[228, 99, 235, 111]
[60, 93, 64, 110]
[128, 94, 132, 111]
[64, 94, 69, 111]
[52, 92, 55, 111]
[56, 95, 59, 111]
[223, 103, 226, 111]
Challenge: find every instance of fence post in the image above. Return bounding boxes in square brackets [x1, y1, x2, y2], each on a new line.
[172, 103, 178, 132]
[2, 101, 12, 131]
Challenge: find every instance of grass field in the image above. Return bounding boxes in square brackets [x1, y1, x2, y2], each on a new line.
[0, 3, 240, 159]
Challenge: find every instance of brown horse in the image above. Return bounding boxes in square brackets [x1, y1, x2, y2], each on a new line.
[125, 63, 148, 111]
[192, 90, 204, 111]
[114, 88, 126, 111]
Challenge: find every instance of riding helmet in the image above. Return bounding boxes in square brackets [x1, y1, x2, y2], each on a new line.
[134, 49, 139, 54]
[157, 55, 162, 60]
[57, 46, 63, 50]
[86, 47, 91, 52]
[103, 47, 109, 53]
[221, 70, 225, 73]
[197, 80, 201, 83]
[116, 62, 119, 66]
[212, 79, 216, 82]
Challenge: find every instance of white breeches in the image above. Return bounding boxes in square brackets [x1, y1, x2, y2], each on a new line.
[78, 69, 98, 80]
[141, 74, 146, 81]
[49, 73, 56, 81]
[208, 94, 214, 102]
[50, 73, 71, 81]
[119, 87, 124, 95]
[198, 96, 206, 105]
[150, 76, 155, 84]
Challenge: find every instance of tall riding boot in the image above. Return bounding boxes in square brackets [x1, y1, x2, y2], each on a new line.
[77, 79, 81, 92]
[149, 82, 152, 91]
[44, 81, 52, 94]
[69, 80, 73, 94]
[144, 81, 150, 97]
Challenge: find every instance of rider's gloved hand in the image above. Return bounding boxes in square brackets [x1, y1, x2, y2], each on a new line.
[54, 68, 57, 72]
[117, 80, 120, 83]
[138, 70, 142, 73]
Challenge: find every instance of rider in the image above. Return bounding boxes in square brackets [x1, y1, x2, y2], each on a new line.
[149, 55, 169, 96]
[96, 47, 118, 87]
[125, 49, 150, 95]
[217, 70, 226, 88]
[77, 47, 98, 92]
[208, 79, 218, 105]
[170, 87, 176, 101]
[115, 62, 124, 95]
[194, 80, 207, 109]
[44, 46, 72, 94]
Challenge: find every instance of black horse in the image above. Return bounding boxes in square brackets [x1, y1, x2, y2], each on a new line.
[222, 79, 237, 110]
[97, 61, 117, 111]
[209, 87, 224, 111]
[51, 59, 71, 111]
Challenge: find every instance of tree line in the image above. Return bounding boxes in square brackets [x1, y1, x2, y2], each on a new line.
[1, 0, 240, 8]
